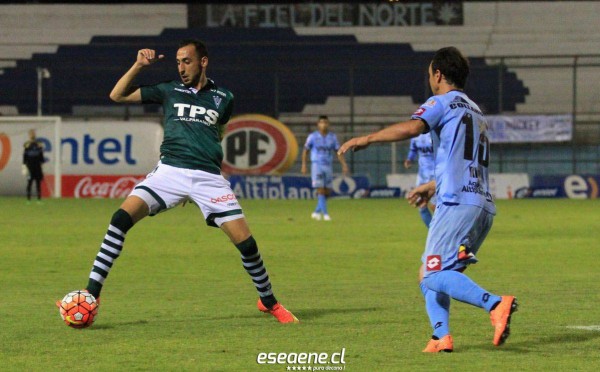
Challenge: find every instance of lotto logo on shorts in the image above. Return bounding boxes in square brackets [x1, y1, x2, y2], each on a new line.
[426, 255, 442, 271]
[210, 193, 237, 203]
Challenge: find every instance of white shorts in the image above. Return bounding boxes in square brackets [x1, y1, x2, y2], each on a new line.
[130, 162, 244, 228]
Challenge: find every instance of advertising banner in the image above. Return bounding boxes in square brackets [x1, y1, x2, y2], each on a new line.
[42, 175, 146, 198]
[517, 175, 599, 199]
[486, 115, 572, 143]
[222, 114, 298, 175]
[488, 173, 530, 199]
[387, 173, 529, 200]
[229, 175, 369, 199]
[0, 121, 162, 196]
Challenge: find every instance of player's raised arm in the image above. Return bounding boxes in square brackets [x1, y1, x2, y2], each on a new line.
[109, 48, 164, 103]
[338, 119, 425, 155]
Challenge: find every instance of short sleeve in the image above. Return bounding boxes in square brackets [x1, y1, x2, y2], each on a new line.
[140, 84, 165, 104]
[304, 134, 314, 150]
[411, 97, 445, 132]
[220, 92, 235, 125]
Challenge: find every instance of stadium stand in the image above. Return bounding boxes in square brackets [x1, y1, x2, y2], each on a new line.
[1, 2, 599, 181]
[0, 27, 528, 116]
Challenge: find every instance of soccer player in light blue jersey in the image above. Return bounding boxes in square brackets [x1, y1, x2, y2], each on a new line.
[404, 132, 435, 227]
[302, 115, 349, 221]
[339, 47, 517, 352]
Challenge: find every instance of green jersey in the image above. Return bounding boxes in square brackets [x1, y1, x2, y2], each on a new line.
[140, 79, 234, 174]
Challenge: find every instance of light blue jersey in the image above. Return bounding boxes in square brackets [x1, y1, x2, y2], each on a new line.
[407, 132, 435, 186]
[305, 131, 340, 188]
[304, 131, 341, 167]
[412, 91, 496, 215]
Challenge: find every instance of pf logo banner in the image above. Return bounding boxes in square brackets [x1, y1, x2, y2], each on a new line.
[222, 114, 298, 175]
[0, 132, 11, 171]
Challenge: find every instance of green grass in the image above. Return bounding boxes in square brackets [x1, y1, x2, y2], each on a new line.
[1, 197, 600, 371]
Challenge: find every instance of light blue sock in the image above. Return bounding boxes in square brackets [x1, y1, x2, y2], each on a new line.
[420, 282, 450, 338]
[318, 194, 328, 215]
[422, 271, 501, 312]
[419, 207, 432, 228]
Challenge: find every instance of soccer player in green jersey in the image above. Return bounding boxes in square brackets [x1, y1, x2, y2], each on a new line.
[59, 39, 298, 324]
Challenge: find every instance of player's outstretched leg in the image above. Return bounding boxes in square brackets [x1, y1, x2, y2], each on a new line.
[422, 270, 516, 346]
[235, 236, 298, 323]
[86, 208, 134, 299]
[420, 282, 453, 352]
[490, 296, 518, 346]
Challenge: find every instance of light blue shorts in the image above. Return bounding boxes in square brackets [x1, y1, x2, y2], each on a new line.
[421, 203, 494, 278]
[311, 164, 333, 189]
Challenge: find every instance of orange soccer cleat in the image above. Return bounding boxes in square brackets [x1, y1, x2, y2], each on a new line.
[257, 298, 299, 324]
[490, 296, 518, 346]
[422, 335, 454, 353]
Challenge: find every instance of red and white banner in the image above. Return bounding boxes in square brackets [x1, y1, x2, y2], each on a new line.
[43, 175, 145, 198]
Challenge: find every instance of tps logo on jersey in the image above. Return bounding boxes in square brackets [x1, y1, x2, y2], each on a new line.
[0, 132, 11, 171]
[222, 114, 298, 175]
[426, 255, 441, 271]
[174, 103, 219, 125]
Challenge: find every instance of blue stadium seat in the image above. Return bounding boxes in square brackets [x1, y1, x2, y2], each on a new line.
[0, 28, 528, 115]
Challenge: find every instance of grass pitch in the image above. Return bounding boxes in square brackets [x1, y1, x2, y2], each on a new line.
[1, 197, 599, 371]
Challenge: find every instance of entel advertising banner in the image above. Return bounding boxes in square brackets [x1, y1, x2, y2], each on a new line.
[517, 175, 600, 199]
[0, 121, 162, 197]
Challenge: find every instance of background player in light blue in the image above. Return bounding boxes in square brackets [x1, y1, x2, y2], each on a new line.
[301, 115, 349, 221]
[404, 132, 435, 227]
[339, 47, 517, 352]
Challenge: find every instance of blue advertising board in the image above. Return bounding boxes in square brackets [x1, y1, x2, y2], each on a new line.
[229, 175, 370, 199]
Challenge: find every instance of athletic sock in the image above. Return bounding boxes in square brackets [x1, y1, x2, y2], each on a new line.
[236, 236, 277, 308]
[420, 282, 450, 339]
[86, 209, 133, 298]
[318, 194, 328, 215]
[419, 207, 432, 228]
[422, 270, 502, 312]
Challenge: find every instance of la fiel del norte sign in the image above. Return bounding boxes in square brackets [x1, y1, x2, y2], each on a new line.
[188, 2, 463, 28]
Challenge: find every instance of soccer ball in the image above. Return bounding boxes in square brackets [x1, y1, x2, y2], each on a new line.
[57, 290, 98, 329]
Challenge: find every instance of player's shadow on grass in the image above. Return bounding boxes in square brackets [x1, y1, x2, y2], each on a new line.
[460, 330, 600, 353]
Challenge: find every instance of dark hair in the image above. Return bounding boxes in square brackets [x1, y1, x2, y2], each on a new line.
[318, 115, 329, 121]
[431, 46, 469, 89]
[178, 39, 208, 58]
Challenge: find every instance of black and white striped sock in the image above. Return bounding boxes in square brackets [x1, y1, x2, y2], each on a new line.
[86, 209, 133, 298]
[236, 236, 277, 308]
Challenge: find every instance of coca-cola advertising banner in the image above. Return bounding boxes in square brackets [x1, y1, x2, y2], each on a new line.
[0, 120, 162, 197]
[42, 175, 146, 198]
